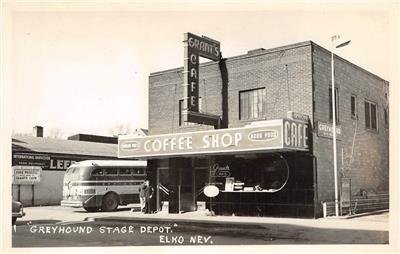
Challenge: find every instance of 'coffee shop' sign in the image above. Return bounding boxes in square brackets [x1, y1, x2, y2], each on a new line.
[118, 119, 309, 159]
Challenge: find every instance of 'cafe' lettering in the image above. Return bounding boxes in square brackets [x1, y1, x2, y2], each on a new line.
[284, 121, 308, 148]
[183, 33, 221, 114]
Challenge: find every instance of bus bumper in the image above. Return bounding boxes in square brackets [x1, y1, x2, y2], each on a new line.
[61, 200, 84, 208]
[61, 195, 101, 208]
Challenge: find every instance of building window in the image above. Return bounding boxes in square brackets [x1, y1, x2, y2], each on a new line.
[365, 100, 378, 130]
[350, 95, 357, 119]
[384, 107, 389, 127]
[179, 98, 202, 126]
[239, 88, 266, 120]
[329, 88, 339, 122]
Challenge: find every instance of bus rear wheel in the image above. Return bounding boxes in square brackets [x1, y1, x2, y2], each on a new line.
[101, 192, 119, 212]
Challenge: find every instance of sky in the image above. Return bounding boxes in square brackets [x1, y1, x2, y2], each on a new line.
[6, 1, 399, 138]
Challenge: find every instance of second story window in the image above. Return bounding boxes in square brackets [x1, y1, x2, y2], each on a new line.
[329, 88, 339, 122]
[365, 100, 378, 130]
[384, 107, 389, 127]
[351, 95, 357, 119]
[239, 87, 266, 120]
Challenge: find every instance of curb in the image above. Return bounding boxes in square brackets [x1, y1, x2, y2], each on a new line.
[324, 209, 389, 219]
[344, 209, 389, 219]
[84, 215, 281, 229]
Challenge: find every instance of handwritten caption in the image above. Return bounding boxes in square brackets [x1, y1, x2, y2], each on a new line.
[28, 224, 214, 245]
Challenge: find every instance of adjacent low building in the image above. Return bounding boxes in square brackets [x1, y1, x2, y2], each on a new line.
[12, 126, 119, 206]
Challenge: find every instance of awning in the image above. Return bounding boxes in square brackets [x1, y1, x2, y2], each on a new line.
[118, 118, 309, 159]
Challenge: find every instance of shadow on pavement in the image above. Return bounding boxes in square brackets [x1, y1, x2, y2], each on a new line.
[16, 219, 62, 226]
[72, 206, 140, 213]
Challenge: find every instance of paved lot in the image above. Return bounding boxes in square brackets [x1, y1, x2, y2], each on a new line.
[9, 205, 390, 248]
[16, 205, 389, 232]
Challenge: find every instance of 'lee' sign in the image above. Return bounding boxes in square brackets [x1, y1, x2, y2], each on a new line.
[118, 118, 309, 159]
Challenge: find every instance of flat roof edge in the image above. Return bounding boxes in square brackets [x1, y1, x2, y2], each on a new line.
[311, 42, 389, 84]
[149, 40, 389, 85]
[149, 41, 313, 77]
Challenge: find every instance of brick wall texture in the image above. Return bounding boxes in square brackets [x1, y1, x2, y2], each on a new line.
[312, 44, 389, 209]
[148, 41, 389, 217]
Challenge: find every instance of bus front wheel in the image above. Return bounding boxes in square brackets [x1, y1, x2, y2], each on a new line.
[101, 192, 119, 212]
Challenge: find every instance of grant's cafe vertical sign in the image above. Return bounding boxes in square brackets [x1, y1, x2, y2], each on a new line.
[118, 119, 309, 158]
[183, 33, 220, 119]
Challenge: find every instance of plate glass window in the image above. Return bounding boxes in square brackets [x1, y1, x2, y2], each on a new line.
[365, 100, 378, 130]
[239, 88, 266, 120]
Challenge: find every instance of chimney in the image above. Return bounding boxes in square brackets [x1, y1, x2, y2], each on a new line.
[33, 126, 43, 137]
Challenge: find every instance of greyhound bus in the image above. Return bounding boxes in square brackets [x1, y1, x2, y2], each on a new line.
[61, 160, 147, 212]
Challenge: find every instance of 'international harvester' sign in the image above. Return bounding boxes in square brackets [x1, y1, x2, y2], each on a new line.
[118, 119, 309, 159]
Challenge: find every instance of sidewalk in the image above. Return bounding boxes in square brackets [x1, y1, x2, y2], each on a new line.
[87, 208, 389, 232]
[20, 205, 388, 232]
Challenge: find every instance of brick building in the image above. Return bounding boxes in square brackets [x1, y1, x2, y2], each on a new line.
[119, 39, 389, 218]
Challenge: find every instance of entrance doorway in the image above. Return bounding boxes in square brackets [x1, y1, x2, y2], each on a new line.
[157, 158, 211, 213]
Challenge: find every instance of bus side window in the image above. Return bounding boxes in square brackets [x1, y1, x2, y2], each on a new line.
[132, 168, 144, 175]
[105, 168, 118, 176]
[119, 168, 131, 176]
[92, 168, 104, 176]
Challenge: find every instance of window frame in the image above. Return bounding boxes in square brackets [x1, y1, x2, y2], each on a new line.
[238, 87, 266, 121]
[350, 94, 357, 119]
[364, 99, 379, 131]
[384, 106, 389, 128]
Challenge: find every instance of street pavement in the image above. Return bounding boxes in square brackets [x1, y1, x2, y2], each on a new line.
[11, 205, 389, 247]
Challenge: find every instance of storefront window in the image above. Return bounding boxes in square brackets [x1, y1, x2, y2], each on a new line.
[214, 154, 289, 192]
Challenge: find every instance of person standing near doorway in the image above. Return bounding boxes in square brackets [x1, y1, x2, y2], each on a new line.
[144, 180, 154, 214]
[136, 180, 148, 213]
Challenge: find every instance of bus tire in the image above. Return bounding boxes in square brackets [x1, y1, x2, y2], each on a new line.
[84, 206, 99, 212]
[101, 192, 119, 212]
